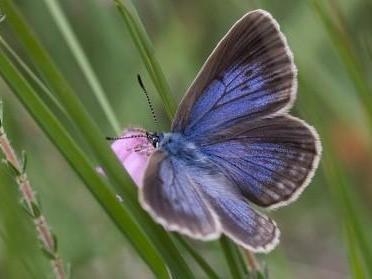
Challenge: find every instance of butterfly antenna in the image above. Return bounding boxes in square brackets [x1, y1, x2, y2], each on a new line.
[106, 134, 147, 141]
[137, 74, 159, 126]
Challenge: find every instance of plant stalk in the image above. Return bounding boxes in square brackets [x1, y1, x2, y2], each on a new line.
[0, 122, 66, 279]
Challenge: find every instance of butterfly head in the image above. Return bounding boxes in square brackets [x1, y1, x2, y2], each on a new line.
[146, 131, 163, 148]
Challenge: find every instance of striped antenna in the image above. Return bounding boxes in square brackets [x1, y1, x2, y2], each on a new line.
[105, 134, 147, 141]
[137, 74, 159, 126]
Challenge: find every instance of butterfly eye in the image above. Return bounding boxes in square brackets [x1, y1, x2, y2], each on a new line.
[152, 138, 159, 148]
[146, 132, 160, 148]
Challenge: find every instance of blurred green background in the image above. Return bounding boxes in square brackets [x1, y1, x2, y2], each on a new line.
[1, 0, 372, 278]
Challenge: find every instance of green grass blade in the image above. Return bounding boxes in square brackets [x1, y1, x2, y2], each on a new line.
[345, 224, 365, 279]
[42, 0, 121, 134]
[0, 47, 169, 279]
[0, 33, 119, 159]
[1, 1, 193, 277]
[298, 76, 372, 278]
[0, 35, 68, 119]
[323, 148, 372, 278]
[174, 235, 220, 279]
[305, 2, 372, 272]
[305, 1, 372, 270]
[236, 248, 249, 275]
[220, 236, 246, 279]
[0, 33, 95, 158]
[339, 175, 372, 277]
[312, 0, 372, 128]
[113, 0, 176, 120]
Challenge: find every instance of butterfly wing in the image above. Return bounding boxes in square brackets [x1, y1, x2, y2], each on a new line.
[172, 9, 296, 139]
[140, 150, 220, 239]
[141, 150, 279, 252]
[169, 9, 320, 208]
[200, 115, 321, 209]
[141, 9, 319, 250]
[200, 177, 279, 252]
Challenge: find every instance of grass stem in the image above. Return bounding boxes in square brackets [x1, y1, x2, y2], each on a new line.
[0, 108, 66, 279]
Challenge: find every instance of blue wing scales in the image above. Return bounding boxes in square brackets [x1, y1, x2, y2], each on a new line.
[170, 10, 320, 208]
[172, 10, 296, 138]
[141, 150, 280, 252]
[200, 116, 321, 208]
[140, 9, 321, 251]
[141, 150, 220, 239]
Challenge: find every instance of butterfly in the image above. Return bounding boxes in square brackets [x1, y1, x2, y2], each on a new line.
[111, 9, 321, 253]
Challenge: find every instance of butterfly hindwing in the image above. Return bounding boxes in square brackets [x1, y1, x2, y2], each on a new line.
[140, 150, 220, 239]
[172, 9, 296, 138]
[194, 172, 280, 252]
[200, 115, 321, 209]
[207, 196, 279, 252]
[141, 149, 280, 252]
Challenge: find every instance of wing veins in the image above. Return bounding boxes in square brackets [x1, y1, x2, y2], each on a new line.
[186, 82, 228, 132]
[212, 153, 286, 197]
[239, 157, 304, 185]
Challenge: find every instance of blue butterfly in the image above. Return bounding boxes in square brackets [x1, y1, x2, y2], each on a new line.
[137, 9, 321, 252]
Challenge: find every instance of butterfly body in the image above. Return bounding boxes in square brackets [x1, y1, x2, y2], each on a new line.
[113, 10, 321, 252]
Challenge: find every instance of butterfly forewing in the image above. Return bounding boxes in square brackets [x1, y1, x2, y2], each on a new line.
[172, 9, 296, 136]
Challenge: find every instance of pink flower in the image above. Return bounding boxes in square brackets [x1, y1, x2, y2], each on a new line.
[101, 128, 155, 188]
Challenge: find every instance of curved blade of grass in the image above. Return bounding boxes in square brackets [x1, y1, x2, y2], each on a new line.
[337, 172, 372, 278]
[0, 34, 78, 139]
[0, 47, 169, 278]
[0, 33, 97, 162]
[0, 35, 67, 118]
[298, 76, 372, 278]
[304, 3, 372, 270]
[113, 0, 176, 120]
[322, 147, 372, 278]
[312, 0, 372, 128]
[42, 0, 121, 134]
[0, 1, 193, 277]
[345, 224, 365, 279]
[220, 236, 246, 279]
[173, 235, 220, 279]
[236, 248, 249, 275]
